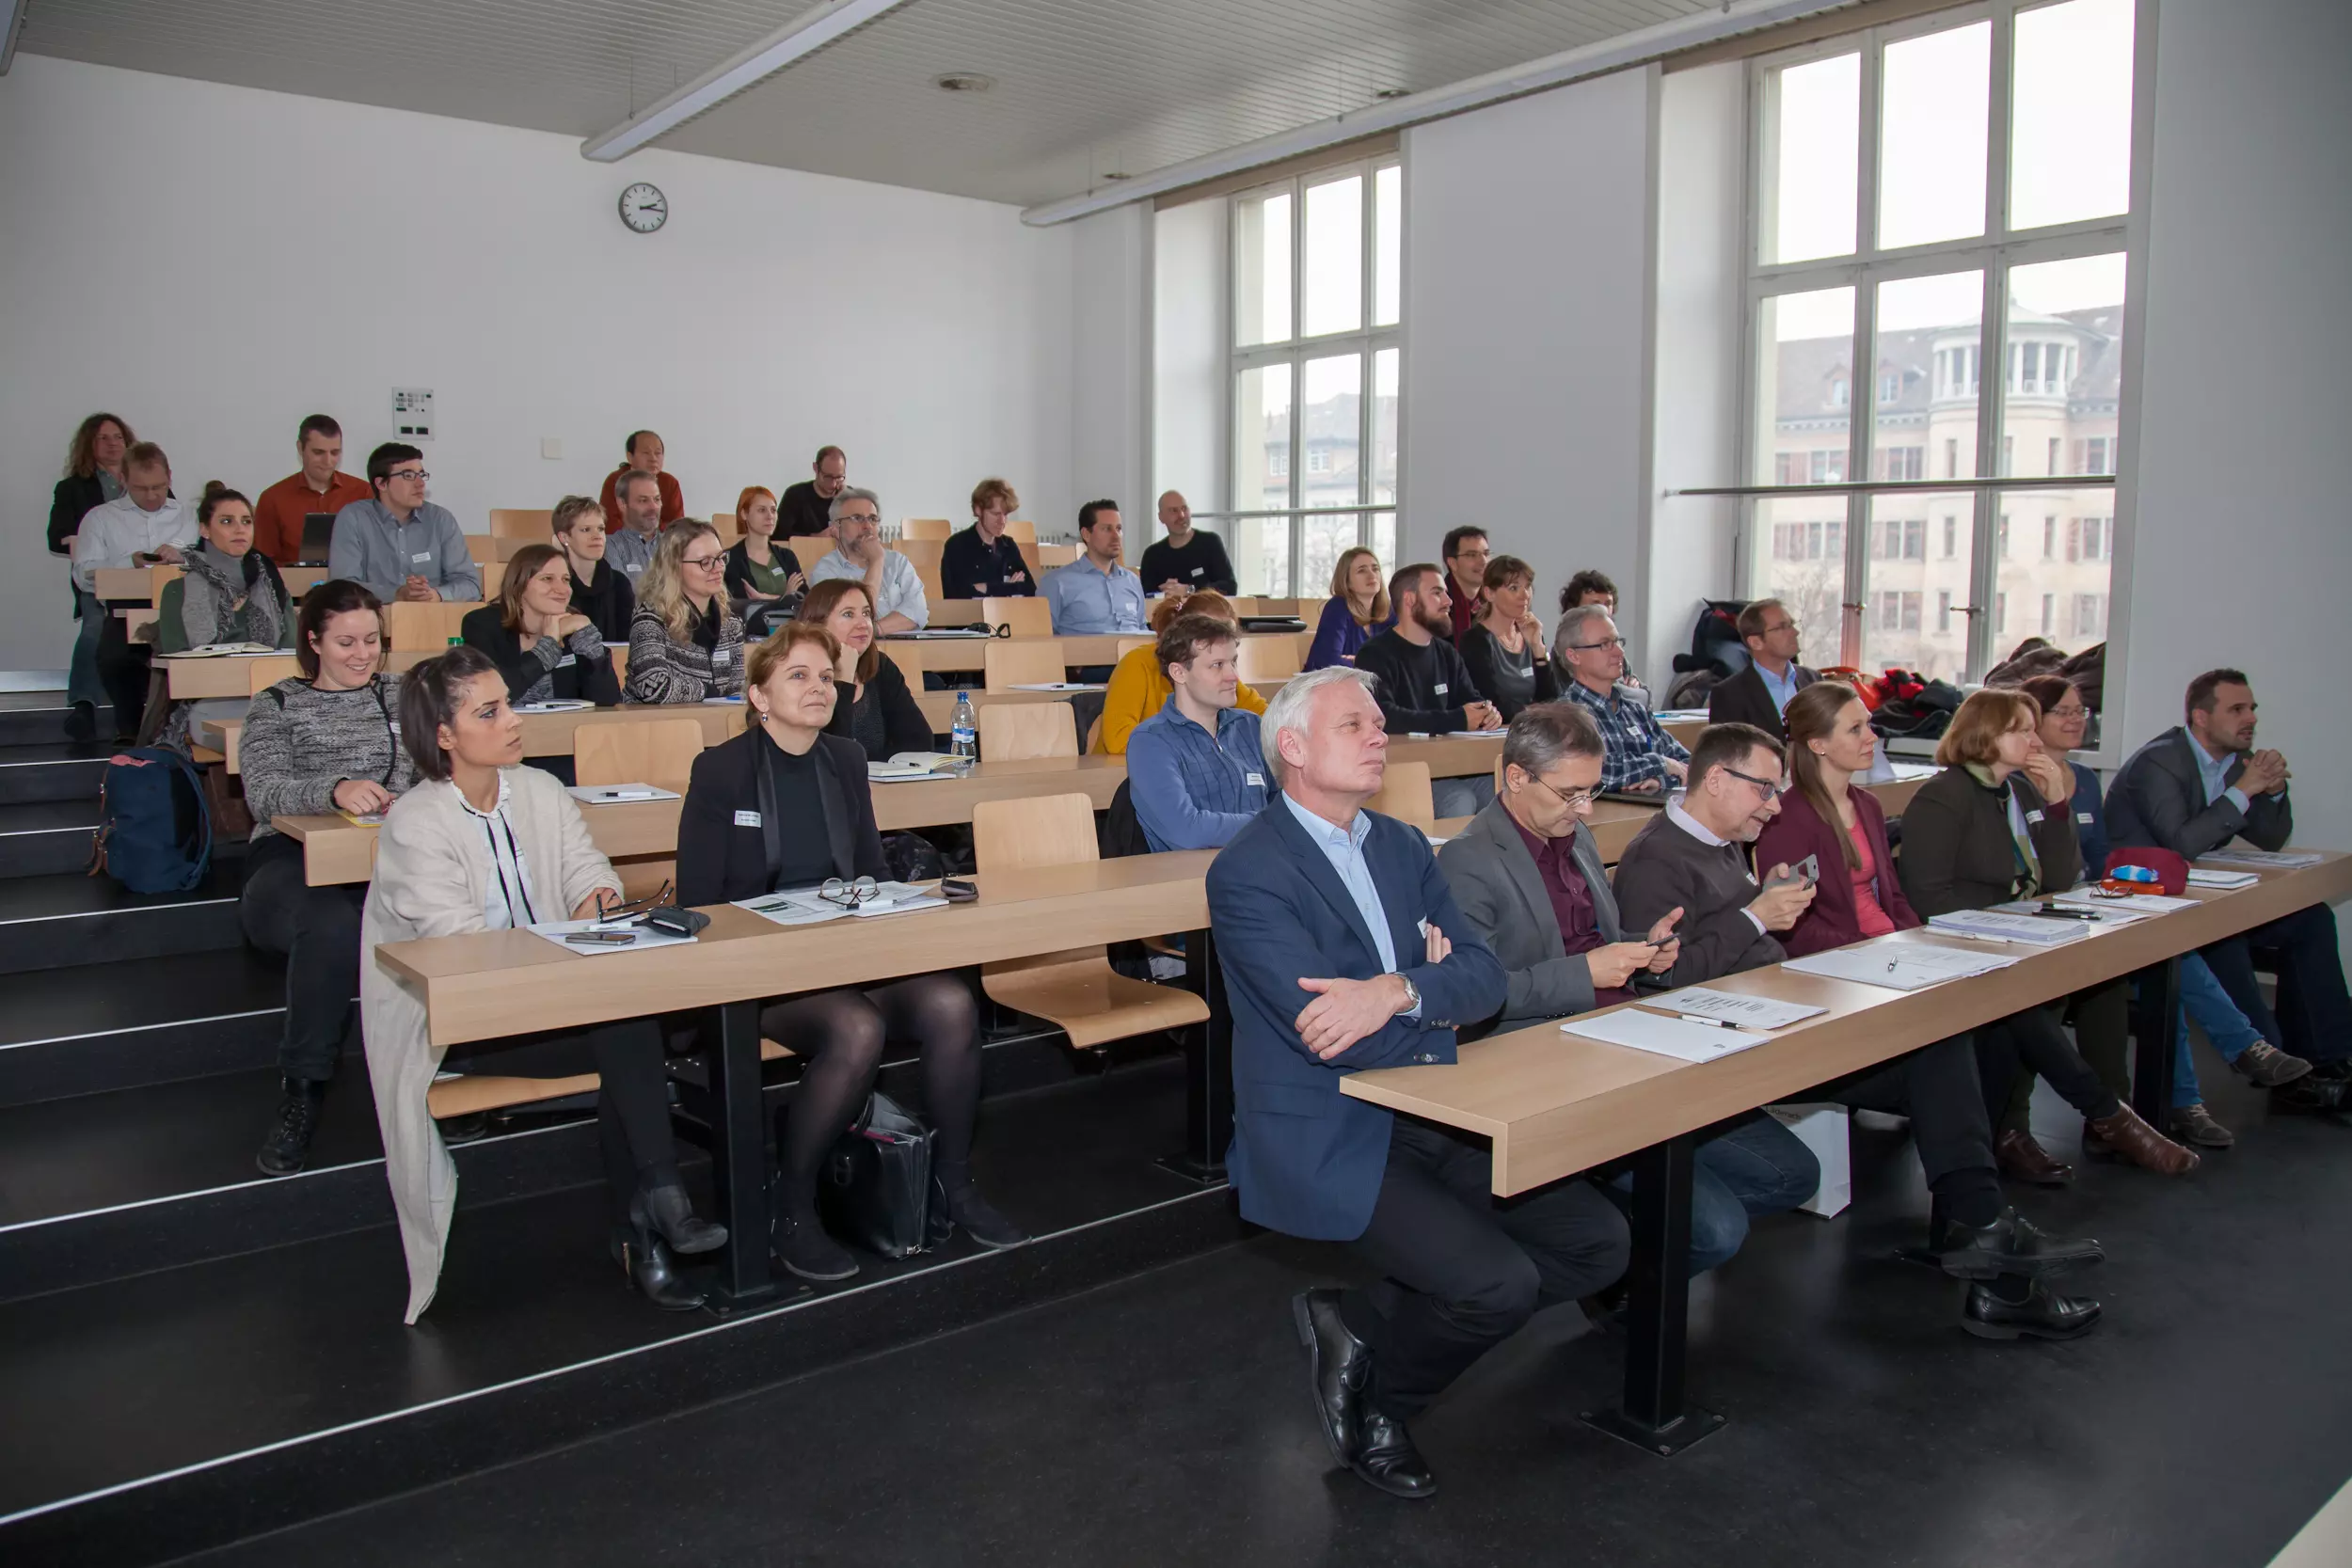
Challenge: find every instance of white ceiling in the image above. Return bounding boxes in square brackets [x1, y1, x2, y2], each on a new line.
[25, 0, 1742, 206]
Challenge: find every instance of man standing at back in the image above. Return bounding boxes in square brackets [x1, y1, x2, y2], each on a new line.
[254, 415, 372, 566]
[1042, 500, 1149, 634]
[1208, 666, 1625, 1501]
[1137, 491, 1237, 598]
[597, 431, 683, 531]
[1708, 598, 1818, 735]
[779, 446, 848, 539]
[2106, 668, 2352, 1107]
[327, 443, 480, 603]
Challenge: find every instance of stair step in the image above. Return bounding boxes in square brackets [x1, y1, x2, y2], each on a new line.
[0, 695, 116, 748]
[0, 948, 293, 1107]
[0, 867, 246, 974]
[0, 745, 110, 805]
[0, 800, 104, 879]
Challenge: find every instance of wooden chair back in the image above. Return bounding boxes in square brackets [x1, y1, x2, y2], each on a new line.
[246, 655, 307, 693]
[1235, 632, 1303, 684]
[1005, 518, 1038, 544]
[898, 518, 953, 542]
[897, 540, 946, 608]
[1367, 760, 1436, 828]
[973, 793, 1098, 873]
[383, 602, 469, 651]
[572, 718, 706, 797]
[787, 536, 834, 572]
[977, 702, 1076, 761]
[489, 509, 552, 540]
[984, 641, 1069, 692]
[466, 534, 498, 564]
[480, 561, 507, 598]
[981, 596, 1053, 638]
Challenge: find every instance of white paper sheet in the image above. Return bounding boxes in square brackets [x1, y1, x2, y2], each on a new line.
[2049, 890, 2199, 914]
[1445, 731, 1507, 739]
[1925, 909, 2090, 945]
[527, 917, 698, 954]
[1006, 683, 1105, 692]
[1782, 943, 2018, 991]
[2185, 868, 2260, 889]
[1644, 987, 1826, 1030]
[734, 881, 948, 927]
[1561, 1008, 1771, 1064]
[516, 699, 595, 713]
[2200, 847, 2322, 869]
[566, 784, 680, 803]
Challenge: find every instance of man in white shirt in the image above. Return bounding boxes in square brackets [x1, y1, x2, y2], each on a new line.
[72, 441, 196, 739]
[806, 488, 929, 633]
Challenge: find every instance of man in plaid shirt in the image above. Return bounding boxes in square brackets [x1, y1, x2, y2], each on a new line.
[1554, 604, 1689, 793]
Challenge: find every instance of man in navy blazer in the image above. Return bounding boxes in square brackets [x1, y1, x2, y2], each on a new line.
[1207, 666, 1629, 1500]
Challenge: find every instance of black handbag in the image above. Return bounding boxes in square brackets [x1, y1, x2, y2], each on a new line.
[815, 1091, 948, 1259]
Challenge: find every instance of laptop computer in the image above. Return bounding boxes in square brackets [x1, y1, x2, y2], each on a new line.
[297, 513, 337, 566]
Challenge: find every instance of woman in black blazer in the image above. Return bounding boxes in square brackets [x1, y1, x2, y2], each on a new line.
[796, 578, 933, 760]
[1900, 689, 2196, 1180]
[675, 623, 1023, 1283]
[460, 544, 623, 705]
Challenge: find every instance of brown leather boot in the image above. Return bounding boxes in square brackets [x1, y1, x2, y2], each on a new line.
[2085, 1104, 2200, 1175]
[1994, 1129, 2074, 1185]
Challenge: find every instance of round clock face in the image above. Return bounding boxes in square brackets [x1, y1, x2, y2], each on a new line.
[618, 182, 668, 233]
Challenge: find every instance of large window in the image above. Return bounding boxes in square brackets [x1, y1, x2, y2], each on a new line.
[1743, 0, 2136, 683]
[1227, 157, 1401, 595]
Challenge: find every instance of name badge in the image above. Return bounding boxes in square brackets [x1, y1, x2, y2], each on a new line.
[2025, 809, 2045, 824]
[2076, 811, 2093, 824]
[734, 811, 761, 828]
[712, 648, 731, 664]
[1433, 683, 1449, 696]
[1189, 566, 1204, 578]
[556, 654, 577, 668]
[411, 551, 433, 563]
[1245, 771, 1264, 787]
[1006, 571, 1025, 584]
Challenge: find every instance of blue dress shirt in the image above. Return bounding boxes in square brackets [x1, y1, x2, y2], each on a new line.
[1042, 557, 1149, 633]
[2183, 725, 2251, 815]
[1280, 794, 1419, 1015]
[1757, 658, 1801, 715]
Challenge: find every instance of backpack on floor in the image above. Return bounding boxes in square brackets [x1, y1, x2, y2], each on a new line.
[89, 747, 212, 894]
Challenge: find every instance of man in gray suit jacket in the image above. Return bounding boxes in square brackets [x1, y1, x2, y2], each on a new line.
[1437, 703, 1820, 1275]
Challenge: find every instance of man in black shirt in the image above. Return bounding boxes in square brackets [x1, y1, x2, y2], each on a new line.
[941, 476, 1035, 598]
[1137, 490, 1238, 597]
[1354, 563, 1502, 817]
[778, 445, 847, 538]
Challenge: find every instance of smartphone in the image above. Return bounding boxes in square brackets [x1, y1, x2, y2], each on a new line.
[940, 878, 978, 903]
[1764, 853, 1820, 891]
[564, 930, 636, 946]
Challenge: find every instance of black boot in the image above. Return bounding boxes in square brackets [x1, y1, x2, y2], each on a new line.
[642, 1181, 727, 1255]
[931, 1174, 1027, 1250]
[63, 701, 96, 744]
[614, 1196, 706, 1312]
[1963, 1276, 2103, 1340]
[256, 1077, 327, 1177]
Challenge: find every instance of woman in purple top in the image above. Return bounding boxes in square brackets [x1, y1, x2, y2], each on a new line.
[1304, 546, 1392, 671]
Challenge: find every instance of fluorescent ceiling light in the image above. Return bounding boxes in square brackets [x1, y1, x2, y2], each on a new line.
[1021, 0, 1849, 225]
[581, 0, 914, 163]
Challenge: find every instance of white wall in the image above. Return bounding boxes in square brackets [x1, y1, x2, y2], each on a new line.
[1152, 198, 1226, 531]
[2121, 0, 2352, 953]
[1402, 68, 1655, 651]
[0, 55, 1073, 672]
[1066, 204, 1152, 551]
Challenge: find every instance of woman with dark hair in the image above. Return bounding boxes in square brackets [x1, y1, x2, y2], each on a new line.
[460, 542, 621, 708]
[623, 521, 744, 705]
[151, 483, 296, 752]
[1754, 681, 1917, 958]
[676, 624, 1024, 1282]
[552, 494, 634, 643]
[1899, 688, 2198, 1180]
[240, 580, 411, 1177]
[360, 646, 724, 1321]
[795, 578, 931, 760]
[50, 413, 136, 741]
[1458, 555, 1559, 722]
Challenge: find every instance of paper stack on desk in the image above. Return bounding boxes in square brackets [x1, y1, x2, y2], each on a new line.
[2200, 847, 2323, 869]
[1783, 943, 2019, 991]
[1642, 987, 1826, 1031]
[1562, 1008, 1771, 1064]
[1926, 909, 2090, 945]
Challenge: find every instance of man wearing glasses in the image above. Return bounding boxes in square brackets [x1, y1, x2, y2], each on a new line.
[1554, 604, 1687, 793]
[1438, 527, 1491, 641]
[1708, 597, 1818, 736]
[1439, 704, 1819, 1281]
[807, 487, 929, 633]
[328, 443, 481, 604]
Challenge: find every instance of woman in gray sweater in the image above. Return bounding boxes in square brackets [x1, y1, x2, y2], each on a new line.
[239, 580, 417, 1178]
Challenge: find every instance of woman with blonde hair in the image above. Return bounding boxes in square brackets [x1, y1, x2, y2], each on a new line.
[623, 520, 744, 705]
[1304, 545, 1391, 671]
[1095, 588, 1266, 754]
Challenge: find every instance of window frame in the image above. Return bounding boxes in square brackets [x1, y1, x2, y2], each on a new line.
[1733, 0, 2150, 730]
[1221, 153, 1404, 594]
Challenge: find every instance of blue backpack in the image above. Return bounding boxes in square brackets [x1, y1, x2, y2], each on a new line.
[91, 748, 212, 894]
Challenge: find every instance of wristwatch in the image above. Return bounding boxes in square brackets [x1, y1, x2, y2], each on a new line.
[1395, 974, 1421, 1014]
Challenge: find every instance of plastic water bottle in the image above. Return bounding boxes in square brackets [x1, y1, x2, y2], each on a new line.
[951, 691, 977, 764]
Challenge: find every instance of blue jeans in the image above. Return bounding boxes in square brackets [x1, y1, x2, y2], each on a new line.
[69, 586, 105, 707]
[1607, 1112, 1820, 1275]
[1431, 774, 1496, 819]
[2169, 953, 2265, 1108]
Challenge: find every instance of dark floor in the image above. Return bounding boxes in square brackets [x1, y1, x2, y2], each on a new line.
[183, 1072, 2352, 1568]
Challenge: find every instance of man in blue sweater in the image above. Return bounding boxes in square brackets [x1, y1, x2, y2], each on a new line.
[1126, 615, 1270, 850]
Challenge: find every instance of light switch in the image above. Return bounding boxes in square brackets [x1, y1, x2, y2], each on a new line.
[541, 437, 564, 461]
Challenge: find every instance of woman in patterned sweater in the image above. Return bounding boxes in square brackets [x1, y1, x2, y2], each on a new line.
[623, 520, 745, 705]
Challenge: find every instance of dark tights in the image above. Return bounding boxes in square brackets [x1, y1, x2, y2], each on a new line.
[453, 1018, 682, 1225]
[760, 974, 980, 1225]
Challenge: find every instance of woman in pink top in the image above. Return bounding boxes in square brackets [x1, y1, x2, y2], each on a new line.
[1755, 682, 1918, 956]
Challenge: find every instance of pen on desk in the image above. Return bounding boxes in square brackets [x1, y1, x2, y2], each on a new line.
[1675, 1013, 1748, 1031]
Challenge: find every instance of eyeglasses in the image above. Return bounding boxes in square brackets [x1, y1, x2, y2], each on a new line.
[1565, 636, 1628, 652]
[1721, 765, 1789, 800]
[1522, 773, 1599, 812]
[387, 469, 429, 483]
[818, 876, 882, 908]
[1762, 621, 1800, 637]
[679, 553, 726, 570]
[2048, 705, 2088, 720]
[837, 514, 881, 527]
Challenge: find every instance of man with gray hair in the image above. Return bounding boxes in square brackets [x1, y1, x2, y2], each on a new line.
[1209, 666, 1625, 1501]
[1437, 702, 1820, 1280]
[1555, 603, 1688, 794]
[806, 486, 929, 633]
[603, 468, 666, 586]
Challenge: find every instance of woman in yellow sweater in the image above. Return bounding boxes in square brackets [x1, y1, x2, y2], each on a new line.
[1094, 590, 1267, 753]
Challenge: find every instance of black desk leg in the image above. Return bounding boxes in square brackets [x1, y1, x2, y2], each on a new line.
[705, 998, 777, 1310]
[1158, 927, 1232, 1184]
[1581, 1134, 1724, 1456]
[2129, 957, 2182, 1126]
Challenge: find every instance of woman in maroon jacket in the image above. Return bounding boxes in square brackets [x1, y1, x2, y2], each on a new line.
[1756, 682, 1916, 955]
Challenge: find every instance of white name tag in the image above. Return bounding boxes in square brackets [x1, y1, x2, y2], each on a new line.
[2026, 809, 2045, 824]
[1433, 683, 1449, 696]
[734, 810, 761, 828]
[411, 551, 433, 563]
[556, 653, 577, 668]
[712, 648, 731, 664]
[2076, 811, 2093, 824]
[1006, 571, 1025, 584]
[1189, 566, 1204, 578]
[1246, 771, 1264, 787]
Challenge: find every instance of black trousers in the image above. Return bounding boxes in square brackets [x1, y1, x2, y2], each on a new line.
[1818, 1034, 1995, 1188]
[94, 614, 151, 737]
[240, 832, 368, 1083]
[449, 1019, 680, 1225]
[1342, 1117, 1630, 1421]
[1983, 998, 2126, 1133]
[2202, 904, 2352, 1064]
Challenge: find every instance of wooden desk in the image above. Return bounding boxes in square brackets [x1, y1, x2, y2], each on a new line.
[1342, 848, 2352, 1453]
[882, 630, 1302, 678]
[208, 700, 748, 774]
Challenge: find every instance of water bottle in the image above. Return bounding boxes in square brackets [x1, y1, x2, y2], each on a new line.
[951, 690, 977, 764]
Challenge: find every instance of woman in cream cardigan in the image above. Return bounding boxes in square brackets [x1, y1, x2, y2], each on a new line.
[360, 645, 725, 1322]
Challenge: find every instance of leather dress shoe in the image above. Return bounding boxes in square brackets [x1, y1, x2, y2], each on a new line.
[2271, 1075, 2349, 1114]
[1350, 1410, 1438, 1499]
[612, 1227, 705, 1312]
[1963, 1277, 2103, 1341]
[932, 1175, 1028, 1250]
[1936, 1207, 2104, 1280]
[1994, 1129, 2074, 1186]
[1293, 1289, 1371, 1467]
[2308, 1057, 2352, 1082]
[641, 1183, 727, 1255]
[2084, 1104, 2200, 1175]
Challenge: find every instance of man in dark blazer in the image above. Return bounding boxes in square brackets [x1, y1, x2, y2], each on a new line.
[1206, 667, 1626, 1501]
[1707, 597, 1818, 736]
[2107, 668, 2350, 1098]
